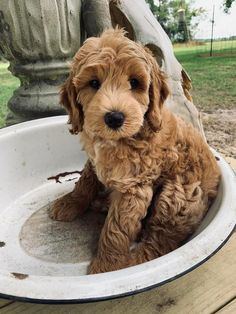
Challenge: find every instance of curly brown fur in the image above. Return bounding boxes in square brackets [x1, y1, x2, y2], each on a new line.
[50, 29, 220, 273]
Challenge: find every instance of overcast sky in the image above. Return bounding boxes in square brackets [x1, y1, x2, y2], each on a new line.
[192, 0, 236, 39]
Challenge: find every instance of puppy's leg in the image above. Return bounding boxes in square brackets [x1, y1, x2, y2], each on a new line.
[49, 160, 103, 221]
[88, 186, 153, 273]
[130, 179, 208, 265]
[89, 188, 111, 213]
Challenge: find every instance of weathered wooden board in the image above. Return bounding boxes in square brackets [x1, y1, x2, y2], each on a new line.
[217, 299, 236, 314]
[0, 300, 13, 309]
[225, 157, 236, 172]
[0, 233, 235, 314]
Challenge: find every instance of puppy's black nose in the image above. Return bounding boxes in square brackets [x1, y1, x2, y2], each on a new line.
[104, 111, 125, 129]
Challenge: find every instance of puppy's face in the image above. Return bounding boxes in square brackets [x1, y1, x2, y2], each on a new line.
[61, 29, 169, 140]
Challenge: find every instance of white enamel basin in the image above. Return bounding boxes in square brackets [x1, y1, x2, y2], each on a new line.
[0, 116, 235, 303]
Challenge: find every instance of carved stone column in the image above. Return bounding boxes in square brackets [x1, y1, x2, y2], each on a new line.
[0, 0, 82, 125]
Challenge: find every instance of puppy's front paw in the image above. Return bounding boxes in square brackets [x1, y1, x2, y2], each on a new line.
[49, 194, 81, 222]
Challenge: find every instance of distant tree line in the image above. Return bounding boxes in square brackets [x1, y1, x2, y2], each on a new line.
[223, 0, 236, 12]
[145, 0, 205, 43]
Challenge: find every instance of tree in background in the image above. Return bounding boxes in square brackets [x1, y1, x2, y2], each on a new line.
[223, 0, 236, 12]
[145, 0, 205, 42]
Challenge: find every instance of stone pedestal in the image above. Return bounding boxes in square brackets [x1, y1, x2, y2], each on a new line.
[0, 0, 82, 125]
[0, 0, 113, 125]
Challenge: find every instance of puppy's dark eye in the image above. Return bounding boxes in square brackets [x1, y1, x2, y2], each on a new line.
[89, 79, 101, 90]
[130, 78, 140, 90]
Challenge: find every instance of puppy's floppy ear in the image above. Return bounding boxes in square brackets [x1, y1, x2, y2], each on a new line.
[145, 49, 170, 132]
[60, 75, 84, 134]
[60, 36, 100, 134]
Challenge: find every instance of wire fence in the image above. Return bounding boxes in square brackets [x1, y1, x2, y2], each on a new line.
[174, 37, 236, 57]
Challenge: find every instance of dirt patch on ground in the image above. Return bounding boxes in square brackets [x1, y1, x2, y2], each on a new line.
[201, 109, 236, 158]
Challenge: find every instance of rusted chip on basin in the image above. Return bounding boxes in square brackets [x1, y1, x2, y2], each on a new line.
[11, 272, 29, 280]
[47, 170, 83, 183]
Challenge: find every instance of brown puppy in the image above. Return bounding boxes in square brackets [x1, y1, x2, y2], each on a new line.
[50, 29, 220, 274]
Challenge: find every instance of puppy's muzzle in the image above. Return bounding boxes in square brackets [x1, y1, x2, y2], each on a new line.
[104, 111, 125, 130]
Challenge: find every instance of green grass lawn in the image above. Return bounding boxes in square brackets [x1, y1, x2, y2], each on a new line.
[0, 62, 20, 127]
[174, 40, 236, 55]
[174, 41, 236, 112]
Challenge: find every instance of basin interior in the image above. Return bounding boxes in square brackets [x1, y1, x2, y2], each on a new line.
[20, 204, 105, 265]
